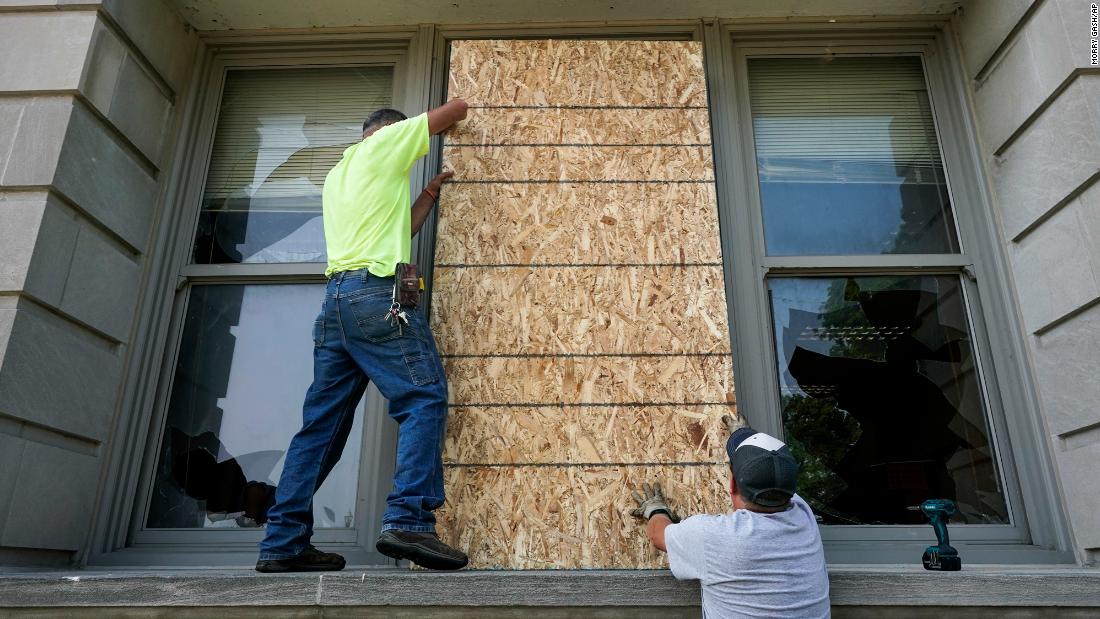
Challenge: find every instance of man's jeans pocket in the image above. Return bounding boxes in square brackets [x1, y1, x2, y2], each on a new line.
[347, 289, 402, 343]
[346, 289, 439, 386]
[312, 316, 324, 347]
[399, 334, 439, 386]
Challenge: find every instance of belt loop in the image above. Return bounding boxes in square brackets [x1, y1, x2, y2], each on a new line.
[359, 269, 368, 283]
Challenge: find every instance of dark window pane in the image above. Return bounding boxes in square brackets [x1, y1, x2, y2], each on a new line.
[768, 276, 1008, 525]
[748, 57, 961, 256]
[194, 67, 393, 264]
[147, 284, 361, 529]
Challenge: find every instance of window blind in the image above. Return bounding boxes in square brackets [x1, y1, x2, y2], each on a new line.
[202, 66, 394, 208]
[748, 56, 943, 184]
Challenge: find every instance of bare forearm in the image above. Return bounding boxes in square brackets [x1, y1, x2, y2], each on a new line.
[412, 171, 451, 236]
[427, 99, 469, 135]
[411, 189, 434, 236]
[646, 514, 673, 552]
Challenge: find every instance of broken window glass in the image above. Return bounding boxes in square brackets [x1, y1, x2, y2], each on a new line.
[146, 284, 362, 529]
[768, 276, 1009, 525]
[193, 67, 393, 264]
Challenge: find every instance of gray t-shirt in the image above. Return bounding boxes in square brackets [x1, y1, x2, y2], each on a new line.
[664, 495, 830, 618]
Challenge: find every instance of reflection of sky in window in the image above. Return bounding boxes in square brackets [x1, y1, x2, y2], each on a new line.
[754, 112, 949, 256]
[216, 285, 361, 527]
[769, 279, 834, 398]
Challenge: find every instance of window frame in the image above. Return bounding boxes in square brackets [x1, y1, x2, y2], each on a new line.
[108, 37, 430, 566]
[740, 47, 1024, 541]
[704, 22, 1074, 562]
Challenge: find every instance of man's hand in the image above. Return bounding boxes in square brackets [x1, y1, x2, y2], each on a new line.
[426, 171, 453, 194]
[427, 99, 468, 135]
[412, 171, 454, 236]
[630, 482, 679, 522]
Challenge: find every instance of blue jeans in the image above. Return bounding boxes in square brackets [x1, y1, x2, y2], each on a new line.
[259, 269, 448, 560]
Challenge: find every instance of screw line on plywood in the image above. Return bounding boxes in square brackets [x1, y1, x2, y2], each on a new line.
[441, 352, 731, 358]
[444, 461, 726, 468]
[466, 105, 710, 110]
[443, 401, 735, 408]
[447, 179, 715, 184]
[435, 262, 724, 268]
[445, 143, 713, 147]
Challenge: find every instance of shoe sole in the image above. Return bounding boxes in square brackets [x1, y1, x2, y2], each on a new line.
[376, 537, 468, 570]
[255, 560, 346, 573]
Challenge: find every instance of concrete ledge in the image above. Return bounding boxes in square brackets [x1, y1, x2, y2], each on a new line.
[1, 566, 1099, 609]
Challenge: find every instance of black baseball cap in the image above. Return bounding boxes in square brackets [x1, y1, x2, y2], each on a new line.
[726, 427, 799, 507]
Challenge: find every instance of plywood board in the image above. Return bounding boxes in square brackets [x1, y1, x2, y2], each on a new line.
[432, 266, 730, 355]
[437, 465, 731, 569]
[434, 183, 721, 266]
[444, 355, 735, 406]
[447, 40, 708, 108]
[444, 404, 735, 465]
[435, 39, 732, 569]
[447, 108, 711, 145]
[445, 145, 713, 182]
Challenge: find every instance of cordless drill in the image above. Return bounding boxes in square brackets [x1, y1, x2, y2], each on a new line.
[911, 499, 961, 571]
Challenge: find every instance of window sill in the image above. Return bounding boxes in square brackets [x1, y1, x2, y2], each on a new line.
[1, 565, 1098, 609]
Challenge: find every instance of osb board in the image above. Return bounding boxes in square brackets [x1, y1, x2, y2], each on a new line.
[446, 145, 713, 182]
[436, 39, 730, 569]
[432, 266, 729, 355]
[443, 355, 735, 406]
[436, 464, 730, 569]
[434, 183, 720, 265]
[444, 404, 735, 465]
[447, 40, 707, 108]
[447, 108, 711, 145]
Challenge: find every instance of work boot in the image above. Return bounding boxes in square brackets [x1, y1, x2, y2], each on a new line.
[375, 530, 469, 570]
[255, 545, 346, 573]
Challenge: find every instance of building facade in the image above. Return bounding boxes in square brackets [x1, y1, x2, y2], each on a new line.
[0, 0, 1099, 613]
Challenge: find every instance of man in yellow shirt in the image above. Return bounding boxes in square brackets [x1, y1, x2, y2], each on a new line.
[257, 99, 469, 573]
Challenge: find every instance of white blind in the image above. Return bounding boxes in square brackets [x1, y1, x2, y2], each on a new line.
[202, 67, 394, 208]
[748, 57, 943, 184]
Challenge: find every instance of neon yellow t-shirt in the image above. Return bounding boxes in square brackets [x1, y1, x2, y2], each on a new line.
[322, 112, 429, 278]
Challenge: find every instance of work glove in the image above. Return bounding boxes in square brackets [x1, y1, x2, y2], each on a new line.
[722, 414, 740, 436]
[630, 481, 680, 522]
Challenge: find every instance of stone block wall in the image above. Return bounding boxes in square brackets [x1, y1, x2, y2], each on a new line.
[956, 0, 1100, 563]
[0, 0, 196, 565]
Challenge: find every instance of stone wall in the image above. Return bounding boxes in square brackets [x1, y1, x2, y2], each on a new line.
[956, 0, 1100, 563]
[0, 0, 197, 565]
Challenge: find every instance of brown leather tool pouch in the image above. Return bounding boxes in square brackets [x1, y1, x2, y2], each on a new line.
[395, 262, 420, 308]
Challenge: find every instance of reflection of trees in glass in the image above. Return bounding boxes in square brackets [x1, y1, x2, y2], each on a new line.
[777, 276, 1009, 525]
[782, 394, 860, 511]
[821, 278, 895, 361]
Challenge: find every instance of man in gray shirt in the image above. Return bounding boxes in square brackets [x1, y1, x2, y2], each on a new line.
[630, 417, 831, 618]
